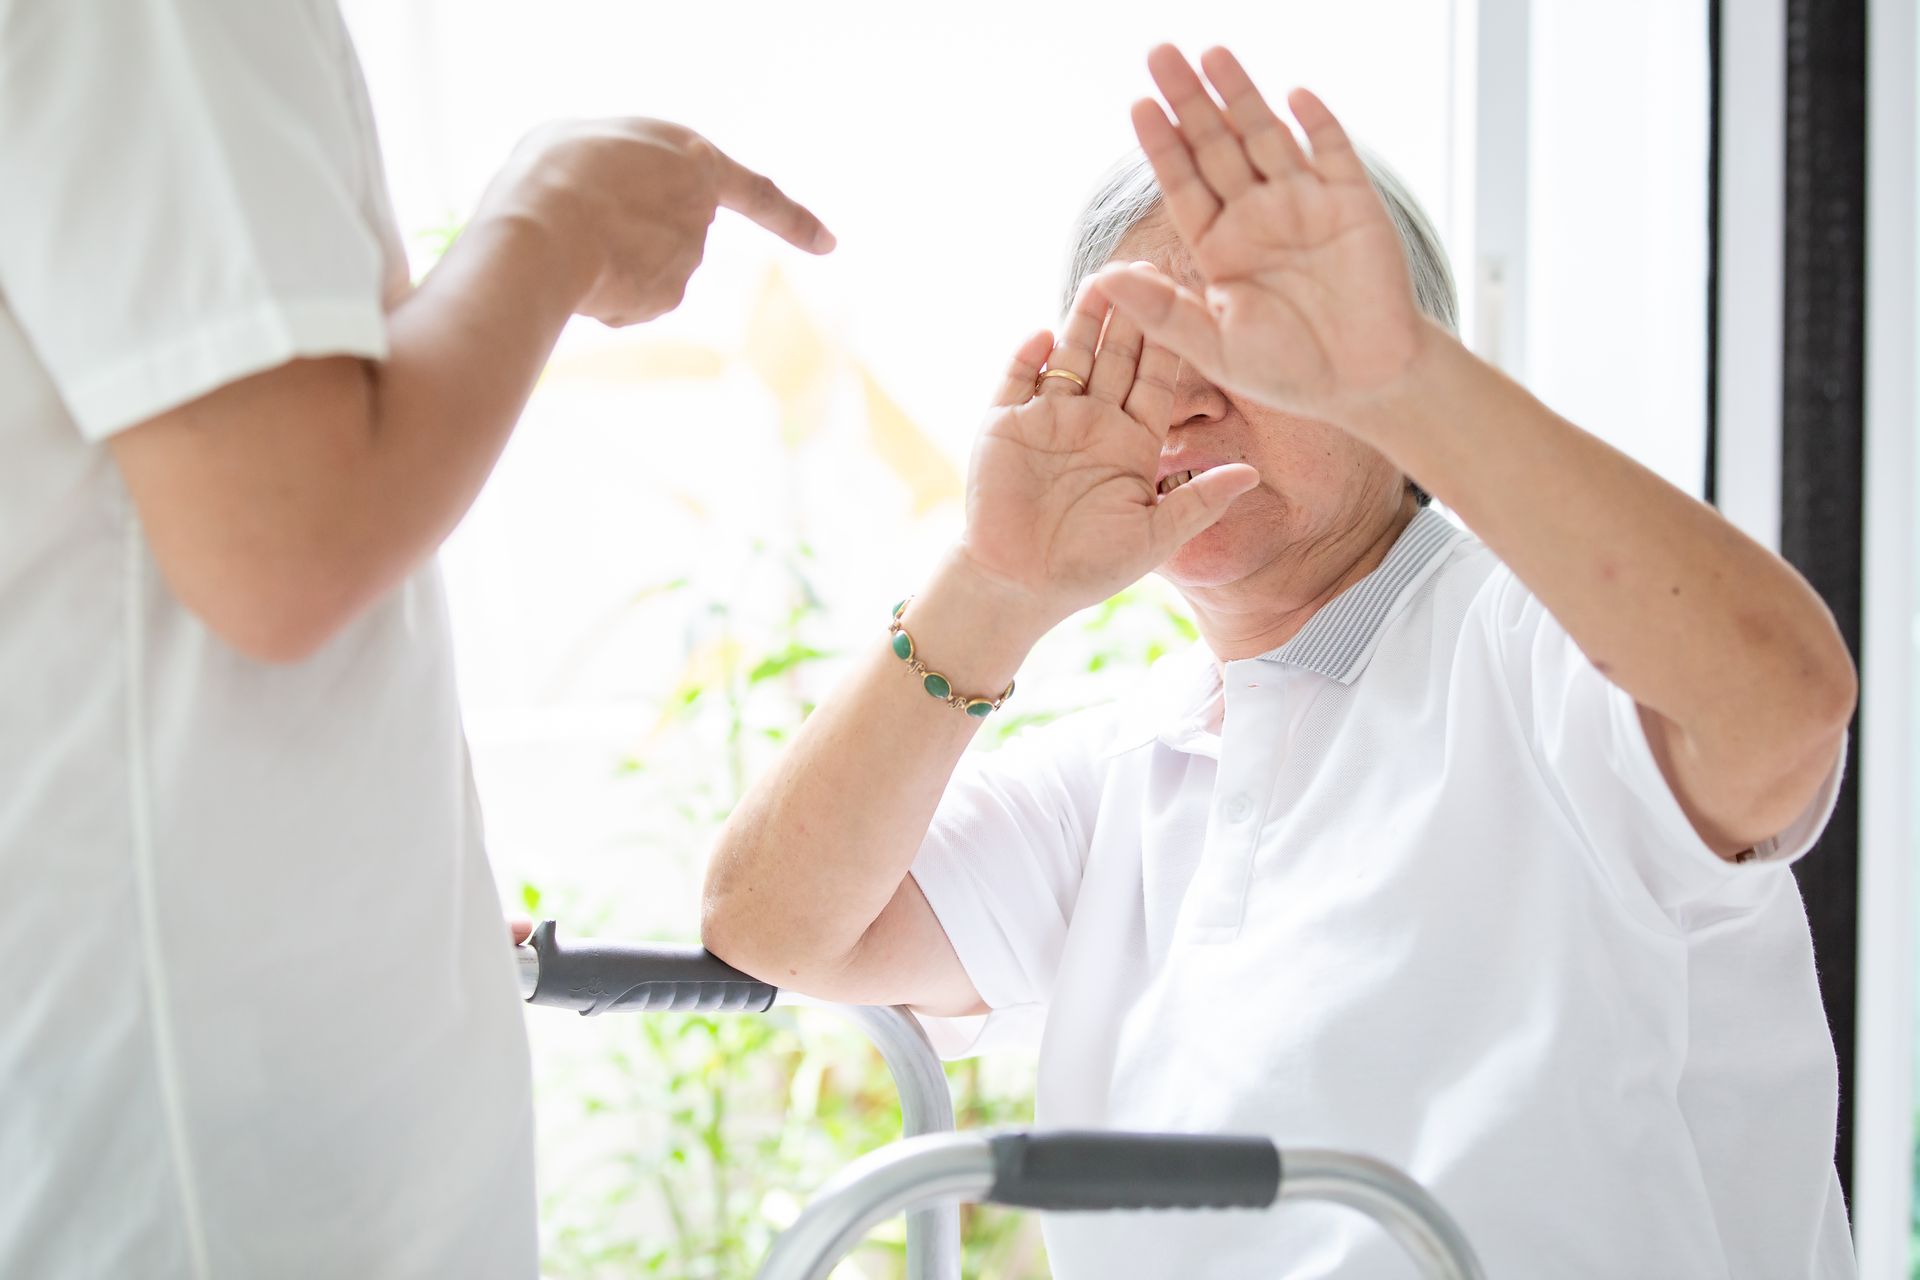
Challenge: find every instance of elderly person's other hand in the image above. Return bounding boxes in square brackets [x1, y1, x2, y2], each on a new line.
[1095, 46, 1429, 419]
[960, 285, 1258, 630]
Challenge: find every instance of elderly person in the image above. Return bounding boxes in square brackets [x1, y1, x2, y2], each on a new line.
[704, 45, 1855, 1279]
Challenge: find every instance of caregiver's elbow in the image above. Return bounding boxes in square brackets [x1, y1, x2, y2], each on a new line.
[183, 576, 363, 665]
[153, 527, 390, 665]
[106, 356, 391, 664]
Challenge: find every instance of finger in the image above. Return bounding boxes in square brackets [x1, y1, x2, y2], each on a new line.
[1095, 263, 1226, 385]
[1199, 47, 1310, 181]
[992, 329, 1056, 407]
[1286, 87, 1368, 185]
[1149, 463, 1260, 561]
[507, 917, 534, 946]
[1131, 98, 1219, 246]
[1122, 339, 1179, 437]
[709, 146, 838, 254]
[1038, 281, 1108, 397]
[1147, 43, 1258, 201]
[1086, 298, 1145, 404]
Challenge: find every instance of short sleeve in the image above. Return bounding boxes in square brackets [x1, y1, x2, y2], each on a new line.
[0, 0, 396, 439]
[1479, 566, 1846, 921]
[908, 712, 1107, 1058]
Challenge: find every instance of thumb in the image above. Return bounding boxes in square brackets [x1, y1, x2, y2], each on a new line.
[1148, 463, 1260, 560]
[1096, 262, 1226, 378]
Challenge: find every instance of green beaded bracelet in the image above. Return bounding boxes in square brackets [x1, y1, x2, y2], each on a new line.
[888, 597, 1015, 717]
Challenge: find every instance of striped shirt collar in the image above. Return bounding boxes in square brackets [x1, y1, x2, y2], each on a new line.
[1256, 505, 1464, 685]
[1117, 507, 1468, 757]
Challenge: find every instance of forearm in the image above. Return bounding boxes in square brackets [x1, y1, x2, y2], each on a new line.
[703, 553, 1045, 986]
[1350, 330, 1855, 771]
[321, 214, 591, 623]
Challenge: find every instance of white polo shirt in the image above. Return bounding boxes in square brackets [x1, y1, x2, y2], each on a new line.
[0, 2, 535, 1276]
[911, 507, 1854, 1279]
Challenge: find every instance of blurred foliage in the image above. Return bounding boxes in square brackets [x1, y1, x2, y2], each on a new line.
[523, 539, 1198, 1279]
[463, 235, 1203, 1275]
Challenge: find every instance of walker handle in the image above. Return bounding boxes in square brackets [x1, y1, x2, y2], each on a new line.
[984, 1132, 1281, 1211]
[519, 920, 778, 1015]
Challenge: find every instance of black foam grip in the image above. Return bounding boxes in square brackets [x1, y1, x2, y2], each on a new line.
[986, 1132, 1281, 1212]
[526, 920, 778, 1016]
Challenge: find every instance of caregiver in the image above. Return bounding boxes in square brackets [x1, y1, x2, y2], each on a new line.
[0, 0, 830, 1275]
[704, 44, 1857, 1279]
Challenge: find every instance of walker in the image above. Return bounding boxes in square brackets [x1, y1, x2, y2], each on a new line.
[515, 921, 1486, 1280]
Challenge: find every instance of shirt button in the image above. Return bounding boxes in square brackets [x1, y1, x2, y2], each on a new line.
[1223, 794, 1253, 822]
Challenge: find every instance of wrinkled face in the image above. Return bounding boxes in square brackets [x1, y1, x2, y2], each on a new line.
[1111, 211, 1410, 592]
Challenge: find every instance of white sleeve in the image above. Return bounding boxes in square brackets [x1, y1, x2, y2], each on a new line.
[0, 0, 395, 439]
[908, 712, 1106, 1058]
[1479, 566, 1846, 922]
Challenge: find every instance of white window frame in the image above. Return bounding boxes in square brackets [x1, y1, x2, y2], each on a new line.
[1856, 0, 1918, 1269]
[1714, 0, 1787, 549]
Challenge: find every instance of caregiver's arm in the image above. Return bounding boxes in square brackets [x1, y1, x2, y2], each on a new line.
[1099, 46, 1855, 859]
[703, 305, 1255, 1009]
[110, 121, 832, 664]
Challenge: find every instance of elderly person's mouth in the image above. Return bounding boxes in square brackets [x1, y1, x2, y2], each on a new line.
[1155, 456, 1233, 495]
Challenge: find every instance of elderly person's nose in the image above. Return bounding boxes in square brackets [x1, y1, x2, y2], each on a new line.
[1171, 362, 1230, 428]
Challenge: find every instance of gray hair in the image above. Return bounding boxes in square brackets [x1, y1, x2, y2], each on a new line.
[1062, 146, 1454, 507]
[1061, 148, 1458, 331]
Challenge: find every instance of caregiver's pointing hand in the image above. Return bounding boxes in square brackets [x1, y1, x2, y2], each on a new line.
[485, 118, 835, 327]
[1095, 45, 1428, 418]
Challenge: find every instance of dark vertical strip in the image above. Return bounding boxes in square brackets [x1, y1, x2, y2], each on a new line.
[1781, 0, 1866, 1205]
[1704, 0, 1721, 506]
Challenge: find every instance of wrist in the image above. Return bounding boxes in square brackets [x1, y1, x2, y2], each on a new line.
[936, 548, 1068, 644]
[892, 551, 1055, 696]
[473, 169, 605, 307]
[1331, 317, 1467, 447]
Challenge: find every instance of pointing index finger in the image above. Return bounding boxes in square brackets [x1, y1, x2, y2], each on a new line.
[708, 145, 836, 254]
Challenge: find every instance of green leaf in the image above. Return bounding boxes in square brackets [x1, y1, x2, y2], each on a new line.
[748, 644, 832, 684]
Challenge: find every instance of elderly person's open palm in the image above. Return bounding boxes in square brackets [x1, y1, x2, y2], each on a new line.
[1096, 45, 1431, 416]
[961, 283, 1257, 625]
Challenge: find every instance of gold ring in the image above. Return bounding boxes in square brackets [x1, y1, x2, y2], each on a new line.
[1036, 368, 1087, 392]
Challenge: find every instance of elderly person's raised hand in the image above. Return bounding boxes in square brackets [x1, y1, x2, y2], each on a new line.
[958, 285, 1258, 629]
[1095, 46, 1429, 419]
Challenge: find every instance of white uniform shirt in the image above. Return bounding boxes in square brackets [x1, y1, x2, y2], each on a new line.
[0, 3, 536, 1275]
[912, 507, 1854, 1279]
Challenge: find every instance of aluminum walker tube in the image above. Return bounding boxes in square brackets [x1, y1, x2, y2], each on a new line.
[516, 921, 961, 1280]
[755, 1131, 1487, 1280]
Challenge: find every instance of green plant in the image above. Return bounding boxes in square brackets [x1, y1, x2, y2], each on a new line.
[523, 534, 1199, 1278]
[1911, 1111, 1919, 1280]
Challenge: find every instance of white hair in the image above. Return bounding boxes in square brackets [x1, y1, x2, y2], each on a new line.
[1061, 147, 1459, 331]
